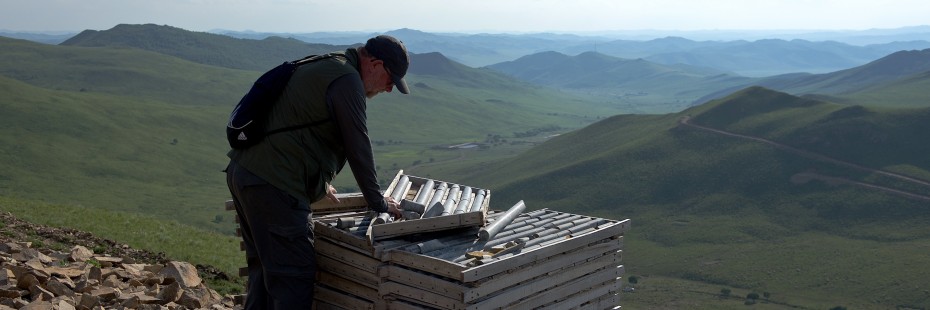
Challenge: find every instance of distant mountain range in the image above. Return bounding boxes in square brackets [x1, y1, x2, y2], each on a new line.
[7, 24, 929, 77]
[695, 48, 930, 106]
[216, 27, 930, 76]
[488, 47, 930, 110]
[213, 26, 930, 68]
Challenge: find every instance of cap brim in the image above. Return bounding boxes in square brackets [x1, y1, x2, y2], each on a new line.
[392, 75, 409, 94]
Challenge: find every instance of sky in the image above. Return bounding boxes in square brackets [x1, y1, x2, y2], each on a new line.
[2, 0, 929, 34]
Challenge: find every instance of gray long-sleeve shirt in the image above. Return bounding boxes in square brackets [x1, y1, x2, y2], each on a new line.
[326, 74, 387, 213]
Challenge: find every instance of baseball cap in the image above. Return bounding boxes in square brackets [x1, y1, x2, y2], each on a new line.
[365, 35, 410, 94]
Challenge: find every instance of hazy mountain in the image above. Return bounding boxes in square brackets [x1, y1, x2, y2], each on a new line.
[488, 50, 728, 87]
[559, 37, 930, 76]
[61, 24, 352, 71]
[697, 48, 930, 106]
[485, 50, 753, 112]
[0, 31, 75, 44]
[214, 27, 930, 76]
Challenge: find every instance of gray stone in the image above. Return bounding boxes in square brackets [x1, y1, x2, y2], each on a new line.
[68, 246, 93, 263]
[157, 262, 201, 288]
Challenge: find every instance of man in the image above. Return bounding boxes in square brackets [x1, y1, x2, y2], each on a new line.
[225, 35, 409, 309]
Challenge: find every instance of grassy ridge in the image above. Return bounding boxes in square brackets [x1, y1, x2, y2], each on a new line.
[0, 74, 234, 233]
[0, 36, 253, 106]
[62, 24, 352, 71]
[449, 87, 930, 308]
[0, 35, 619, 234]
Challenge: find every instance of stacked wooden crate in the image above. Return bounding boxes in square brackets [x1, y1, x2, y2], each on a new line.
[310, 171, 631, 309]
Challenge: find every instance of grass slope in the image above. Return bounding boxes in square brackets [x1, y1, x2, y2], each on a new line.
[455, 87, 930, 308]
[0, 34, 620, 234]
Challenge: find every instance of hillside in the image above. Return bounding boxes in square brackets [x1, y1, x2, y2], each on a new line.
[61, 24, 352, 71]
[0, 31, 621, 236]
[453, 87, 930, 308]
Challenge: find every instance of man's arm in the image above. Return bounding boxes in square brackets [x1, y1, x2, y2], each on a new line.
[326, 74, 389, 213]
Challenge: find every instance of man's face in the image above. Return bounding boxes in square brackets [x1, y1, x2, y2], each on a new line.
[364, 59, 395, 99]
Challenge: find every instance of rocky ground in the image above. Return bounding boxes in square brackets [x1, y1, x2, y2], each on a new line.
[0, 212, 242, 309]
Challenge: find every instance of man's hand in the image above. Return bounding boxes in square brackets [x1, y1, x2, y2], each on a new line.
[385, 196, 403, 220]
[326, 184, 340, 204]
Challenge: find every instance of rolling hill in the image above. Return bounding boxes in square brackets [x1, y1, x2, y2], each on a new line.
[697, 48, 930, 107]
[452, 87, 930, 308]
[0, 31, 620, 235]
[61, 24, 353, 71]
[486, 50, 750, 112]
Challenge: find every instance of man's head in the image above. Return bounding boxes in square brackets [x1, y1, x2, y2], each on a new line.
[360, 35, 410, 98]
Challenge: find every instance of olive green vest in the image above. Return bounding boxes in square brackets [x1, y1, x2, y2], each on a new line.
[228, 49, 360, 204]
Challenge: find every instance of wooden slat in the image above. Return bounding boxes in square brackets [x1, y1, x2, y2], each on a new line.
[316, 239, 382, 273]
[318, 271, 380, 302]
[502, 266, 623, 310]
[317, 255, 379, 288]
[540, 279, 621, 310]
[314, 220, 375, 254]
[225, 199, 235, 211]
[311, 193, 369, 213]
[383, 298, 432, 310]
[380, 281, 463, 310]
[469, 254, 622, 309]
[314, 284, 374, 310]
[461, 219, 630, 282]
[385, 220, 628, 283]
[385, 249, 467, 281]
[464, 241, 621, 302]
[382, 241, 620, 303]
[380, 265, 465, 300]
[371, 212, 485, 240]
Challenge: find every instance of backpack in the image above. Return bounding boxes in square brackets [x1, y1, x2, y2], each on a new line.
[226, 54, 339, 149]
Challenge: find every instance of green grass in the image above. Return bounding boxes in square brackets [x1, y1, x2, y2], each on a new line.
[625, 211, 930, 309]
[0, 36, 624, 232]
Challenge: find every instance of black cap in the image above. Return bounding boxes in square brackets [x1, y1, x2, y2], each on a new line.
[365, 35, 410, 94]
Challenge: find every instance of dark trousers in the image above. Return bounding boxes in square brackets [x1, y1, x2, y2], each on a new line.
[226, 161, 316, 310]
